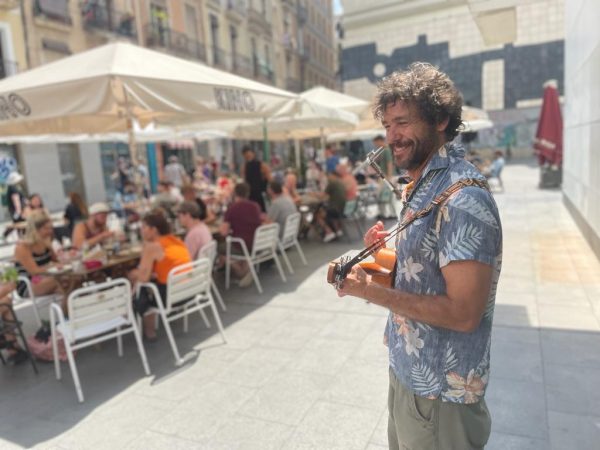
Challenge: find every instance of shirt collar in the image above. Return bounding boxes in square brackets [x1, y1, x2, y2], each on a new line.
[415, 142, 466, 183]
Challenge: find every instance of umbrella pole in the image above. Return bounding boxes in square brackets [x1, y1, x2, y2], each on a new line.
[121, 86, 138, 167]
[294, 139, 301, 171]
[262, 117, 270, 163]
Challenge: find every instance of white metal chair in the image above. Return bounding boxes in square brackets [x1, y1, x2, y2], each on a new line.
[137, 258, 227, 366]
[225, 223, 287, 294]
[50, 278, 150, 403]
[278, 212, 307, 274]
[197, 240, 226, 311]
[14, 275, 63, 327]
[341, 199, 364, 241]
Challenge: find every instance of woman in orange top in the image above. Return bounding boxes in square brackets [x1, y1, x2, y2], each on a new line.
[128, 209, 191, 340]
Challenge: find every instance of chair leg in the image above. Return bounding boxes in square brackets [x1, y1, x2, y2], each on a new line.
[183, 304, 189, 333]
[208, 294, 227, 344]
[63, 339, 84, 403]
[30, 298, 43, 328]
[225, 243, 231, 290]
[199, 307, 211, 328]
[273, 253, 287, 282]
[160, 314, 184, 366]
[117, 327, 123, 357]
[50, 312, 61, 381]
[12, 307, 38, 374]
[279, 243, 294, 275]
[211, 279, 226, 312]
[131, 322, 151, 376]
[247, 261, 263, 294]
[294, 240, 308, 265]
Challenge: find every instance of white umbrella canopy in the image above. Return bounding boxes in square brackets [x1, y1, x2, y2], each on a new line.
[300, 86, 371, 116]
[0, 42, 296, 138]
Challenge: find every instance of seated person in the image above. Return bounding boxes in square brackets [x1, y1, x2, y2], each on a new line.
[283, 168, 301, 204]
[128, 209, 191, 340]
[23, 193, 50, 219]
[336, 163, 358, 201]
[178, 201, 213, 260]
[14, 211, 63, 304]
[72, 202, 114, 250]
[113, 180, 140, 223]
[219, 182, 264, 287]
[180, 184, 216, 225]
[483, 150, 505, 178]
[266, 181, 297, 238]
[151, 181, 180, 219]
[0, 281, 29, 365]
[314, 171, 347, 242]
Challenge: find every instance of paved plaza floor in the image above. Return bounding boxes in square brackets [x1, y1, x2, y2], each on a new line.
[1, 159, 599, 449]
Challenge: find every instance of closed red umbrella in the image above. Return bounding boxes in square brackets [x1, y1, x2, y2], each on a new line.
[534, 80, 563, 166]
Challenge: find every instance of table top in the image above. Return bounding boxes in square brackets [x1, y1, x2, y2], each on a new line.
[43, 247, 141, 278]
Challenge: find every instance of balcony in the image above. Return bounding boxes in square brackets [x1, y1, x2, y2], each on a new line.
[144, 24, 206, 62]
[212, 46, 229, 69]
[0, 59, 18, 79]
[297, 4, 308, 25]
[285, 77, 301, 93]
[232, 54, 252, 77]
[34, 0, 71, 25]
[252, 55, 274, 84]
[282, 33, 296, 53]
[247, 7, 271, 36]
[80, 1, 136, 39]
[225, 0, 246, 22]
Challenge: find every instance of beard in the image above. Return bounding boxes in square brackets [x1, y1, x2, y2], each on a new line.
[391, 125, 440, 172]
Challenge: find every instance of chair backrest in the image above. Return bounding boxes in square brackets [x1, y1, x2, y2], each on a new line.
[197, 240, 217, 267]
[166, 258, 211, 309]
[281, 212, 301, 247]
[251, 223, 280, 258]
[67, 278, 133, 337]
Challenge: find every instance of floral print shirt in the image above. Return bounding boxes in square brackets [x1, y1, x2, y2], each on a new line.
[385, 143, 502, 404]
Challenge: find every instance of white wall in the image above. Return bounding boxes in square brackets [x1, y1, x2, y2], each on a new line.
[20, 144, 65, 213]
[78, 143, 107, 204]
[563, 0, 600, 254]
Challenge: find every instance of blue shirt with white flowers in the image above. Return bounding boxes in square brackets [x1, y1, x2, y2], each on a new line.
[385, 143, 502, 404]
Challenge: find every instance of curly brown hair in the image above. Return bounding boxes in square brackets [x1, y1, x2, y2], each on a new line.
[372, 62, 463, 141]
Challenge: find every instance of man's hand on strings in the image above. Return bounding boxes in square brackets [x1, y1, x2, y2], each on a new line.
[337, 265, 371, 300]
[364, 221, 388, 249]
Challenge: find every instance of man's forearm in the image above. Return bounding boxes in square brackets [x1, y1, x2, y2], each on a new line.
[363, 283, 480, 333]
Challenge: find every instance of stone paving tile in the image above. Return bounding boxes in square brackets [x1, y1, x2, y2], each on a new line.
[2, 161, 600, 449]
[547, 411, 600, 450]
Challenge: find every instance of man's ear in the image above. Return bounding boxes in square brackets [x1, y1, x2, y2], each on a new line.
[436, 116, 450, 132]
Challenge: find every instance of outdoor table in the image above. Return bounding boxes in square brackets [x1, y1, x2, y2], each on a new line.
[43, 246, 142, 293]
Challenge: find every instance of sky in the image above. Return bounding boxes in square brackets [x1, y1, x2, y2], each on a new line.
[334, 0, 343, 15]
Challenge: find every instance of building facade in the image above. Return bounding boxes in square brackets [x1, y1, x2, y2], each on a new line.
[339, 0, 564, 156]
[0, 0, 337, 218]
[563, 0, 600, 258]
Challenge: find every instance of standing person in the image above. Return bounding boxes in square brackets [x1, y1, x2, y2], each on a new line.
[324, 144, 340, 174]
[241, 146, 271, 212]
[336, 63, 502, 450]
[373, 134, 394, 179]
[178, 201, 213, 260]
[266, 181, 297, 238]
[5, 172, 26, 223]
[71, 202, 114, 249]
[64, 192, 88, 237]
[163, 155, 188, 188]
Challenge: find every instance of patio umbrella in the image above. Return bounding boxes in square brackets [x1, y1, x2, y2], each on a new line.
[0, 42, 296, 163]
[534, 80, 563, 166]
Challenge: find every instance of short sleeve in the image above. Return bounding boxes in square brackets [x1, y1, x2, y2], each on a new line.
[437, 186, 502, 268]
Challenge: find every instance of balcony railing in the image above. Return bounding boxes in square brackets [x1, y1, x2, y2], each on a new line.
[0, 59, 18, 79]
[285, 77, 301, 93]
[297, 4, 308, 25]
[80, 1, 136, 39]
[212, 46, 228, 69]
[247, 7, 271, 35]
[232, 53, 252, 77]
[144, 24, 206, 62]
[34, 0, 72, 24]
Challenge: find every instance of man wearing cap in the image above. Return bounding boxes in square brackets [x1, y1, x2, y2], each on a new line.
[72, 202, 115, 249]
[5, 172, 26, 223]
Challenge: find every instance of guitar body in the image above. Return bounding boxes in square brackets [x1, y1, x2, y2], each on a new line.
[327, 247, 396, 289]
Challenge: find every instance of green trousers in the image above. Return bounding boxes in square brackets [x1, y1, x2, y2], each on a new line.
[388, 368, 491, 450]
